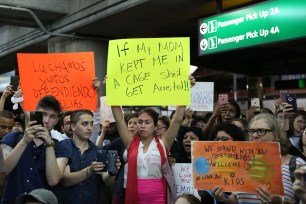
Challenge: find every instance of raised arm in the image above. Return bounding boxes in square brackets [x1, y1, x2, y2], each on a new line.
[0, 85, 13, 111]
[111, 106, 133, 149]
[12, 88, 30, 126]
[161, 75, 195, 149]
[202, 103, 223, 138]
[96, 120, 110, 147]
[93, 77, 101, 108]
[161, 105, 186, 150]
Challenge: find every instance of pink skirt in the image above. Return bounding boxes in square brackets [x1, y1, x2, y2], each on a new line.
[137, 178, 166, 204]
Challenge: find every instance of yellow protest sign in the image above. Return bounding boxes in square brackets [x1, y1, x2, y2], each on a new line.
[106, 37, 190, 106]
[192, 141, 284, 195]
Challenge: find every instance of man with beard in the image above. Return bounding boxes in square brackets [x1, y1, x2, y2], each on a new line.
[50, 111, 72, 140]
[103, 122, 120, 143]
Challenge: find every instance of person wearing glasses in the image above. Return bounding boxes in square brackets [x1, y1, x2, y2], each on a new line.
[60, 111, 73, 138]
[213, 113, 306, 204]
[156, 116, 170, 138]
[49, 111, 72, 142]
[211, 122, 246, 142]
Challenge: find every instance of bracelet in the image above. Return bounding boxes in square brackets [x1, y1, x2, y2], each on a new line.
[45, 140, 54, 148]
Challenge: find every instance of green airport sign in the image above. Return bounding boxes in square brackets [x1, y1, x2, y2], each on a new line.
[198, 0, 306, 55]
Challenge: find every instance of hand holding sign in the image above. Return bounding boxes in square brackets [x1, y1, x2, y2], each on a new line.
[192, 141, 283, 195]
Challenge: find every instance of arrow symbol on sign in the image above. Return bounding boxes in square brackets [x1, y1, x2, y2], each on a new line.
[201, 25, 207, 32]
[201, 43, 207, 50]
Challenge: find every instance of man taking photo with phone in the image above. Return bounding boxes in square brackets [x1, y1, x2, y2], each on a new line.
[0, 95, 68, 204]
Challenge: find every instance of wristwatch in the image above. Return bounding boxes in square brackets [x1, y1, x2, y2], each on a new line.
[45, 140, 54, 148]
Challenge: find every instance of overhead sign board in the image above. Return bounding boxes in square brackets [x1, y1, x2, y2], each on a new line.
[198, 0, 306, 55]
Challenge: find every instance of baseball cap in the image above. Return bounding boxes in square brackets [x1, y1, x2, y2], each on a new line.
[16, 188, 58, 204]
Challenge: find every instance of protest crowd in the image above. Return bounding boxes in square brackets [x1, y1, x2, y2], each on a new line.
[0, 49, 306, 204]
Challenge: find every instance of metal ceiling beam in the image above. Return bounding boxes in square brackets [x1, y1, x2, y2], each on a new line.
[0, 0, 69, 14]
[0, 0, 148, 57]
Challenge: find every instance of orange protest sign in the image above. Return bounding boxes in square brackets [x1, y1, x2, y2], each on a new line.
[17, 52, 96, 111]
[192, 141, 283, 195]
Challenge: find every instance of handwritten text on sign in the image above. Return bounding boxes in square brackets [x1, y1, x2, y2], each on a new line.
[190, 82, 214, 111]
[106, 38, 190, 106]
[168, 82, 214, 111]
[17, 52, 96, 111]
[192, 141, 283, 195]
[100, 96, 115, 123]
[172, 163, 200, 199]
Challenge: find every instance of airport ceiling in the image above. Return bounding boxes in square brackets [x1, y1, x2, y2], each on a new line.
[0, 0, 305, 78]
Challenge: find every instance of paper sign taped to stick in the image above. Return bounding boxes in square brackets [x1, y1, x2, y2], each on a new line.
[192, 141, 283, 195]
[172, 163, 200, 199]
[106, 37, 190, 106]
[17, 52, 96, 111]
[100, 96, 115, 123]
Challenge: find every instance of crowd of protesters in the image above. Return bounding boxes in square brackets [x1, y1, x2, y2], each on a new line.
[0, 74, 306, 204]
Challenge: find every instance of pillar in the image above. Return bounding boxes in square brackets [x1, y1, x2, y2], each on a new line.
[48, 37, 108, 96]
[247, 76, 263, 100]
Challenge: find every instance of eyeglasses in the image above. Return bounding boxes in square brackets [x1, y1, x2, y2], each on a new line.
[247, 129, 273, 136]
[214, 136, 233, 141]
[156, 126, 167, 130]
[195, 123, 206, 128]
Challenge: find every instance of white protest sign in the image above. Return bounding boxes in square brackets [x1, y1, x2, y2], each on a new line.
[172, 163, 200, 199]
[100, 96, 115, 123]
[190, 82, 214, 111]
[168, 82, 214, 111]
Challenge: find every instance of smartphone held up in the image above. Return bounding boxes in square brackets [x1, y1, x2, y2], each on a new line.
[285, 93, 297, 112]
[10, 76, 19, 91]
[30, 111, 44, 126]
[218, 94, 228, 105]
[96, 150, 118, 173]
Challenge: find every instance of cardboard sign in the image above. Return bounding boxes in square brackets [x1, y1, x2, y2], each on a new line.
[106, 37, 190, 106]
[17, 52, 96, 111]
[172, 163, 200, 199]
[192, 141, 283, 195]
[100, 96, 115, 123]
[168, 82, 214, 111]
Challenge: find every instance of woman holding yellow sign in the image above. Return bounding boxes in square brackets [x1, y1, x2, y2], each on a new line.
[111, 75, 195, 204]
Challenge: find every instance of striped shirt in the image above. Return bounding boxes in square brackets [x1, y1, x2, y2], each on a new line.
[234, 157, 305, 204]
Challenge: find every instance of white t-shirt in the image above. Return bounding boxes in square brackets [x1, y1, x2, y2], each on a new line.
[50, 129, 69, 141]
[137, 138, 162, 179]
